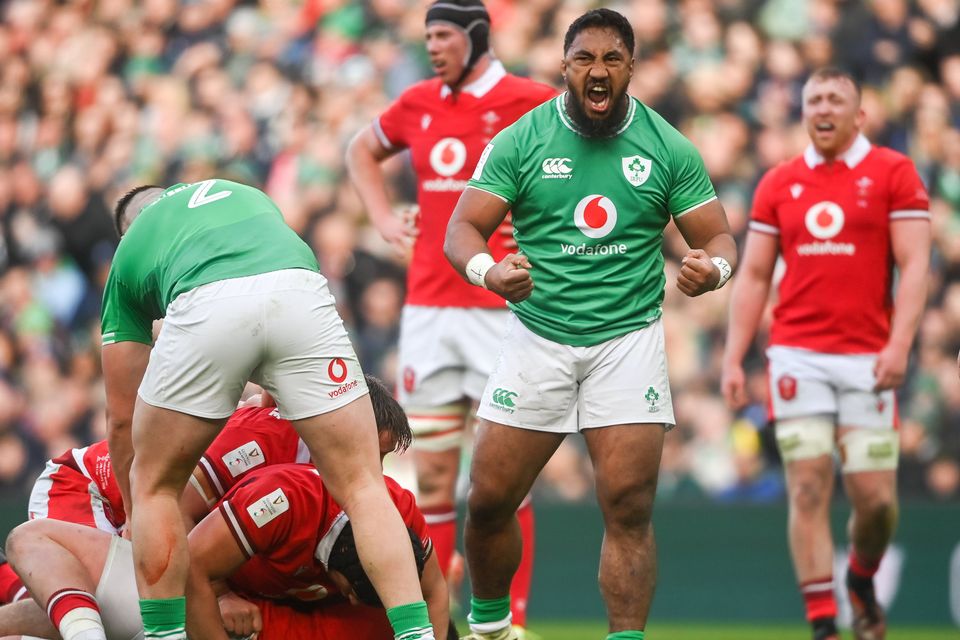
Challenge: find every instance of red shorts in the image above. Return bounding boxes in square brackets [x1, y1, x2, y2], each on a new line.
[27, 459, 121, 534]
[253, 597, 394, 640]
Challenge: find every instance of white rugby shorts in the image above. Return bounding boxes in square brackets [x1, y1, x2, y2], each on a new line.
[397, 306, 509, 407]
[766, 346, 896, 429]
[139, 269, 368, 420]
[477, 315, 675, 433]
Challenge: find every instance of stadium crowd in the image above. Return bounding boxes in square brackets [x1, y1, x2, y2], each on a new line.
[0, 0, 958, 504]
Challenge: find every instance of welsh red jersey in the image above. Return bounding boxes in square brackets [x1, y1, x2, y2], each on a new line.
[36, 440, 125, 530]
[375, 62, 555, 307]
[219, 464, 431, 603]
[749, 134, 929, 353]
[198, 406, 308, 502]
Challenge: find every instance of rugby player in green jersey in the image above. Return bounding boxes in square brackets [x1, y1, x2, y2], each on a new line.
[99, 180, 435, 640]
[444, 10, 736, 640]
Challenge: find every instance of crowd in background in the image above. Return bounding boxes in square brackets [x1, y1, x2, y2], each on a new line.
[0, 0, 958, 504]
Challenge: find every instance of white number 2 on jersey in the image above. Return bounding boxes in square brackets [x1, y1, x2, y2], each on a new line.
[188, 179, 233, 208]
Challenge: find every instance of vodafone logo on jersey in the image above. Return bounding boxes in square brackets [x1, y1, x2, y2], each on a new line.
[429, 138, 466, 177]
[574, 195, 617, 239]
[804, 201, 844, 239]
[798, 201, 855, 256]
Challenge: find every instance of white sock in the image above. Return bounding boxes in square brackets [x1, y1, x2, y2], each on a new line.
[58, 607, 107, 640]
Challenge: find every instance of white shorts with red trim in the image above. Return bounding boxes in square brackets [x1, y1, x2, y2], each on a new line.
[140, 269, 368, 421]
[27, 457, 120, 535]
[397, 306, 509, 408]
[766, 346, 896, 429]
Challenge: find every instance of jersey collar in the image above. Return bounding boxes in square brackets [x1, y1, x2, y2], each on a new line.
[440, 60, 506, 99]
[803, 133, 871, 169]
[554, 93, 636, 138]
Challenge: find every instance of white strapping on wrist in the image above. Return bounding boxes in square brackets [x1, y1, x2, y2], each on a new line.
[711, 256, 732, 289]
[465, 253, 496, 289]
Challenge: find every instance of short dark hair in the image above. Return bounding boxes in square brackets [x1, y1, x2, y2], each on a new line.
[807, 66, 861, 99]
[563, 8, 635, 59]
[114, 185, 161, 237]
[365, 374, 412, 454]
[327, 523, 427, 606]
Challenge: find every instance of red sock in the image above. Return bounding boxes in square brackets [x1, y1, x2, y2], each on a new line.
[800, 576, 837, 621]
[510, 498, 535, 628]
[422, 504, 457, 576]
[0, 562, 25, 604]
[47, 588, 99, 629]
[849, 549, 882, 579]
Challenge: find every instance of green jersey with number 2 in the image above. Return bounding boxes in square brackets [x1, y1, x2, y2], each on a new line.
[468, 94, 717, 346]
[101, 179, 319, 346]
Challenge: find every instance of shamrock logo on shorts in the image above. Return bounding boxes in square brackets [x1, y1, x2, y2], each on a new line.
[644, 386, 659, 412]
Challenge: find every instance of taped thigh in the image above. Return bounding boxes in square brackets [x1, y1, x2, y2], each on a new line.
[408, 404, 468, 452]
[775, 416, 835, 462]
[838, 428, 899, 473]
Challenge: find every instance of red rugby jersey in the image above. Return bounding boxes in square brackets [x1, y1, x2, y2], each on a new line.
[47, 440, 125, 529]
[219, 464, 430, 603]
[197, 406, 308, 502]
[375, 62, 555, 307]
[749, 134, 929, 353]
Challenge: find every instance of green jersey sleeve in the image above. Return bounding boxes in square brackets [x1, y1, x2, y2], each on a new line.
[101, 270, 153, 346]
[667, 133, 717, 218]
[467, 128, 520, 204]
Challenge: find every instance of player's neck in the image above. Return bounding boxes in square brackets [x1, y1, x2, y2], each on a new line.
[816, 132, 860, 164]
[447, 56, 492, 94]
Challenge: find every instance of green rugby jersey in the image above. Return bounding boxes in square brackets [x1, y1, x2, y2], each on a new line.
[101, 179, 319, 346]
[468, 94, 716, 346]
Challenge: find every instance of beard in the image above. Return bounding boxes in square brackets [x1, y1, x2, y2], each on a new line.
[563, 87, 630, 138]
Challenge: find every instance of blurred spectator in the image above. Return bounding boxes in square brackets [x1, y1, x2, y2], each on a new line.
[0, 0, 956, 504]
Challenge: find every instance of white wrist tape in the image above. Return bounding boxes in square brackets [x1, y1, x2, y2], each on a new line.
[465, 253, 496, 289]
[711, 256, 732, 289]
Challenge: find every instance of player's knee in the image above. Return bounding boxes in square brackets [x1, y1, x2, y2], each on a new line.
[790, 476, 830, 515]
[466, 482, 517, 529]
[415, 470, 455, 504]
[5, 520, 51, 567]
[598, 481, 656, 532]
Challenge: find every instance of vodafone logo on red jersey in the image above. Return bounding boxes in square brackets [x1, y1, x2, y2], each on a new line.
[798, 201, 856, 256]
[429, 138, 466, 177]
[574, 195, 617, 239]
[804, 201, 845, 239]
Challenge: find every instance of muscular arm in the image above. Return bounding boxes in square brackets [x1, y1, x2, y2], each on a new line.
[345, 126, 415, 253]
[874, 219, 931, 390]
[721, 231, 779, 408]
[185, 511, 249, 640]
[444, 187, 532, 302]
[419, 551, 449, 639]
[673, 199, 738, 296]
[101, 341, 150, 521]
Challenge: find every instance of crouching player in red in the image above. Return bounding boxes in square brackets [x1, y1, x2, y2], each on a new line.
[5, 463, 448, 640]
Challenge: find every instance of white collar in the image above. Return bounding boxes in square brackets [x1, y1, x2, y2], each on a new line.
[803, 133, 872, 169]
[440, 60, 506, 99]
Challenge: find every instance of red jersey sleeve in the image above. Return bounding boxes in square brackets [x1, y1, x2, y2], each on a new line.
[887, 156, 930, 219]
[199, 408, 302, 500]
[385, 477, 432, 560]
[748, 167, 782, 235]
[218, 470, 304, 560]
[374, 91, 414, 150]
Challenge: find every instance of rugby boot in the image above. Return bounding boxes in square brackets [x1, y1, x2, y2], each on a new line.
[846, 567, 886, 640]
[812, 616, 838, 640]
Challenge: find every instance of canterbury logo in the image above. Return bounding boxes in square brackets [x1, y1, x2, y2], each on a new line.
[491, 388, 518, 407]
[541, 158, 572, 175]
